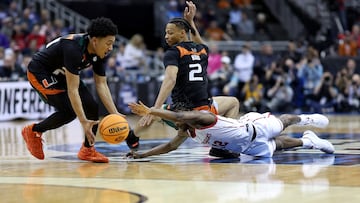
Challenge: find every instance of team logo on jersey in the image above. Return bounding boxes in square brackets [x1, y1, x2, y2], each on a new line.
[42, 76, 58, 88]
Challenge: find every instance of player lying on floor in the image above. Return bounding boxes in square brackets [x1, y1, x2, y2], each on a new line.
[127, 101, 335, 159]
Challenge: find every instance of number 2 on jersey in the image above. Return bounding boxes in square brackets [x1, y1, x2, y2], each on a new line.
[189, 63, 204, 81]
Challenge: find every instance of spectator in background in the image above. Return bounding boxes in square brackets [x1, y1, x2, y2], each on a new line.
[52, 18, 71, 37]
[308, 72, 338, 113]
[0, 46, 5, 66]
[6, 1, 19, 20]
[265, 74, 294, 113]
[0, 52, 24, 80]
[24, 24, 46, 52]
[19, 6, 38, 33]
[254, 43, 279, 82]
[115, 42, 126, 71]
[336, 67, 352, 112]
[150, 46, 165, 76]
[227, 3, 242, 38]
[336, 66, 350, 95]
[237, 12, 254, 39]
[344, 58, 357, 79]
[297, 47, 323, 97]
[282, 40, 303, 63]
[123, 34, 148, 82]
[166, 0, 182, 21]
[241, 74, 263, 112]
[233, 43, 255, 100]
[209, 55, 234, 96]
[105, 55, 121, 78]
[338, 31, 357, 57]
[285, 58, 305, 113]
[350, 24, 360, 51]
[263, 61, 283, 95]
[193, 9, 207, 34]
[254, 12, 271, 40]
[344, 74, 360, 112]
[123, 34, 147, 71]
[207, 42, 222, 75]
[11, 23, 27, 51]
[1, 17, 13, 41]
[204, 20, 232, 41]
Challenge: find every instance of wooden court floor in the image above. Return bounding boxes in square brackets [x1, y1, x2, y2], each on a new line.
[1, 114, 360, 203]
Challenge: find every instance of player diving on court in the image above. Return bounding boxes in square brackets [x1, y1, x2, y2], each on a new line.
[127, 101, 335, 159]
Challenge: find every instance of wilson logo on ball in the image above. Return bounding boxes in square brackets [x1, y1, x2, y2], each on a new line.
[108, 126, 127, 134]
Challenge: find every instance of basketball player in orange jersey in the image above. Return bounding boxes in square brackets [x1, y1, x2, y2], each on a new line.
[132, 1, 240, 157]
[21, 17, 137, 163]
[128, 101, 335, 159]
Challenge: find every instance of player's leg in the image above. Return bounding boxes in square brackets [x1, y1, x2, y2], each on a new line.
[23, 71, 78, 160]
[213, 96, 240, 119]
[274, 134, 303, 150]
[22, 92, 77, 160]
[274, 131, 334, 154]
[278, 114, 329, 129]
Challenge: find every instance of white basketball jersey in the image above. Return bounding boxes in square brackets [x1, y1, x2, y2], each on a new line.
[191, 115, 254, 154]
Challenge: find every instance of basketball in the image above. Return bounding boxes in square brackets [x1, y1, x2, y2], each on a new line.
[99, 114, 129, 144]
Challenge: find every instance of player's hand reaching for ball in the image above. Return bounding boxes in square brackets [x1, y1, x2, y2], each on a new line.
[126, 151, 145, 159]
[80, 119, 99, 146]
[128, 101, 151, 116]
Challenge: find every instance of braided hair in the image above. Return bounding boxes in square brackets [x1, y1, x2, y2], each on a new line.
[168, 18, 196, 35]
[87, 17, 118, 37]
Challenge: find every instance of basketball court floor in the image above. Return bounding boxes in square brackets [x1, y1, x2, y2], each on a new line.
[1, 114, 360, 203]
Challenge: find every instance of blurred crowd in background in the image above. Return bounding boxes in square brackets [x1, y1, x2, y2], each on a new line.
[1, 0, 360, 114]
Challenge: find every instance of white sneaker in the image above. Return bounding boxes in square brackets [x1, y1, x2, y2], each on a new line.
[302, 130, 335, 154]
[299, 114, 329, 128]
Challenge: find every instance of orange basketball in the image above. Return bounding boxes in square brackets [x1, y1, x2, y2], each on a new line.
[99, 114, 129, 144]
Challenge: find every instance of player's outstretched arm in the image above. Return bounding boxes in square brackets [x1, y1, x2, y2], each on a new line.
[183, 1, 205, 44]
[128, 101, 215, 128]
[127, 128, 188, 158]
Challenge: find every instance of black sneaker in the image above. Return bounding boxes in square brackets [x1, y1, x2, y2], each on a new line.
[209, 147, 239, 159]
[126, 129, 139, 150]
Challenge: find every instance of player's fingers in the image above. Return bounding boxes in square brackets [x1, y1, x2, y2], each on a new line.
[138, 116, 148, 126]
[145, 116, 154, 126]
[86, 132, 95, 146]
